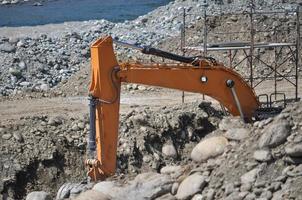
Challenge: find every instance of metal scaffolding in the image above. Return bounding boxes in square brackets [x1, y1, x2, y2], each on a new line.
[180, 0, 301, 105]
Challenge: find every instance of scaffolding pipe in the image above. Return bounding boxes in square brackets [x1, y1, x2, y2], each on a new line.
[296, 6, 300, 101]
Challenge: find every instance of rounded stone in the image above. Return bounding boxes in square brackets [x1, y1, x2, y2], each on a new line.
[162, 143, 177, 158]
[191, 136, 228, 162]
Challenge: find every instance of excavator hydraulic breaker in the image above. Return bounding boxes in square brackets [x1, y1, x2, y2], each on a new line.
[87, 36, 121, 181]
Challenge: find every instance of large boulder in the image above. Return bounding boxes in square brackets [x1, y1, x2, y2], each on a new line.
[56, 183, 93, 200]
[92, 181, 117, 195]
[122, 172, 173, 199]
[93, 172, 173, 200]
[191, 136, 228, 162]
[258, 119, 291, 148]
[175, 173, 207, 200]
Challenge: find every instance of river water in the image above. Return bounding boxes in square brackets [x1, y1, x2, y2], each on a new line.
[0, 0, 172, 27]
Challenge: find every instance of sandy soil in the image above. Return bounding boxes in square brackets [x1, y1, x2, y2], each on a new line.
[0, 89, 208, 124]
[1, 75, 301, 126]
[0, 20, 98, 38]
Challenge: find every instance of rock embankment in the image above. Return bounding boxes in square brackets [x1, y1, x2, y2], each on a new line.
[51, 101, 302, 200]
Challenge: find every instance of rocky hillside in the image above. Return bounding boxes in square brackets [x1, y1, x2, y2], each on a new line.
[1, 0, 301, 98]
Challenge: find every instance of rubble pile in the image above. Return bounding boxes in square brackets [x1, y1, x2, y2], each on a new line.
[55, 101, 302, 200]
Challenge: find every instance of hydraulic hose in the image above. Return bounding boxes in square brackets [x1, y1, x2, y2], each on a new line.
[88, 96, 97, 158]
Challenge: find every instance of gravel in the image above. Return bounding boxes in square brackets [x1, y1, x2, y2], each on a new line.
[0, 0, 300, 97]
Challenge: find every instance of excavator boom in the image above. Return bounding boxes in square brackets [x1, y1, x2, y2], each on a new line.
[86, 36, 260, 181]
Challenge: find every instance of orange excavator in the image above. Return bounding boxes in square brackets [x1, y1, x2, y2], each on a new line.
[86, 36, 260, 182]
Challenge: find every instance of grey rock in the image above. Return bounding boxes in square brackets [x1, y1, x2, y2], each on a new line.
[74, 190, 111, 200]
[57, 183, 94, 200]
[175, 173, 207, 200]
[191, 136, 228, 162]
[69, 183, 91, 198]
[40, 84, 49, 91]
[162, 142, 177, 158]
[206, 189, 215, 200]
[20, 82, 31, 87]
[94, 172, 173, 200]
[191, 194, 204, 200]
[254, 181, 266, 188]
[48, 116, 63, 126]
[285, 143, 302, 157]
[13, 132, 23, 142]
[225, 192, 244, 200]
[26, 191, 51, 200]
[123, 172, 173, 199]
[240, 183, 252, 192]
[270, 182, 282, 191]
[241, 168, 259, 184]
[155, 193, 176, 200]
[2, 133, 12, 140]
[56, 183, 73, 199]
[244, 193, 256, 200]
[260, 190, 273, 199]
[225, 183, 235, 196]
[219, 117, 243, 131]
[171, 182, 179, 195]
[18, 61, 27, 70]
[9, 68, 22, 78]
[93, 181, 117, 195]
[16, 40, 25, 47]
[131, 114, 148, 126]
[0, 43, 15, 53]
[160, 165, 184, 179]
[253, 149, 272, 162]
[224, 128, 249, 141]
[71, 124, 80, 131]
[258, 119, 291, 148]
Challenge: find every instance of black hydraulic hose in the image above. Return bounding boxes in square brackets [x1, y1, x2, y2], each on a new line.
[141, 47, 199, 66]
[88, 96, 97, 158]
[113, 38, 213, 66]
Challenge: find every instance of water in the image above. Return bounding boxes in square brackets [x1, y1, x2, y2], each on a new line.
[0, 0, 172, 27]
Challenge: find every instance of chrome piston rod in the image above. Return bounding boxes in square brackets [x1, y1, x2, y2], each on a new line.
[226, 80, 245, 121]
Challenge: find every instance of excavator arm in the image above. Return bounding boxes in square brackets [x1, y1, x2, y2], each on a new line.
[86, 36, 260, 181]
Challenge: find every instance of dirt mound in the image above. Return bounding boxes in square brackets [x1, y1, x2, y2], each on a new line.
[116, 101, 223, 176]
[0, 101, 223, 199]
[55, 101, 302, 200]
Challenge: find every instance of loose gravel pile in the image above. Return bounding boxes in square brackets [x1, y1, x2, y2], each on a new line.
[54, 101, 302, 200]
[0, 0, 301, 97]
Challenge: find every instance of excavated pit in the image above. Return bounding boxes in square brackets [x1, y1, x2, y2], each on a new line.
[0, 101, 223, 199]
